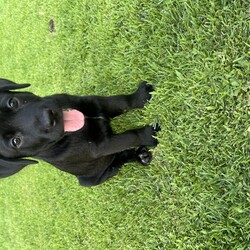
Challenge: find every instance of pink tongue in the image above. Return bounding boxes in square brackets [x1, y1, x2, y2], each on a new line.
[63, 109, 85, 132]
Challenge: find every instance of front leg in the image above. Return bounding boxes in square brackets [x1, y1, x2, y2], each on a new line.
[48, 82, 154, 118]
[88, 125, 159, 158]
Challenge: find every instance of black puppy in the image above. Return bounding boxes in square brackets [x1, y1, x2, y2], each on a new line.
[0, 79, 159, 186]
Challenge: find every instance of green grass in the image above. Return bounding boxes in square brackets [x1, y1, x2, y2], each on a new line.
[0, 0, 250, 249]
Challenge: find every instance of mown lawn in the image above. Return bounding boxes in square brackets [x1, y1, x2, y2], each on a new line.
[0, 0, 250, 249]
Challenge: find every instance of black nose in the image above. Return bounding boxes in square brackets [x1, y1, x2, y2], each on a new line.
[43, 109, 56, 130]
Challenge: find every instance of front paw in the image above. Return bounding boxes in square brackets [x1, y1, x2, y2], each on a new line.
[134, 81, 154, 108]
[138, 125, 160, 147]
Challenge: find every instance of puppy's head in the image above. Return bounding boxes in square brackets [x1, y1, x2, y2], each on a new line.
[0, 79, 64, 177]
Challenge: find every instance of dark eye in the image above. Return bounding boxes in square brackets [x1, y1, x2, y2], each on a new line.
[11, 136, 22, 148]
[7, 97, 19, 109]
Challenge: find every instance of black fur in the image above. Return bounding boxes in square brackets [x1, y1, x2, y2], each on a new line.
[0, 79, 160, 186]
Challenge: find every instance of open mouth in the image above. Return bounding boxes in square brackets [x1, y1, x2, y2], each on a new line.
[62, 109, 85, 132]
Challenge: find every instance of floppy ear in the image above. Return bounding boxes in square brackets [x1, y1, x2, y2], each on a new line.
[0, 78, 30, 91]
[0, 157, 38, 178]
